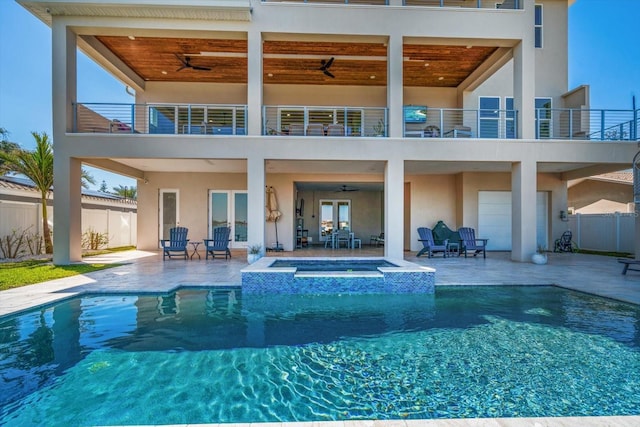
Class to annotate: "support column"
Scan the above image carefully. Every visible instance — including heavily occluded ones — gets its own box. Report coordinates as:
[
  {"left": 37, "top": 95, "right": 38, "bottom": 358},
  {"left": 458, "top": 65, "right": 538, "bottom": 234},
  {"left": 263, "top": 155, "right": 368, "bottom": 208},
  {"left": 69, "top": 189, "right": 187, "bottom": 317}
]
[
  {"left": 52, "top": 19, "right": 80, "bottom": 265},
  {"left": 53, "top": 156, "right": 82, "bottom": 264},
  {"left": 247, "top": 155, "right": 266, "bottom": 254},
  {"left": 384, "top": 158, "right": 404, "bottom": 259},
  {"left": 513, "top": 1, "right": 535, "bottom": 140},
  {"left": 247, "top": 30, "right": 263, "bottom": 136},
  {"left": 387, "top": 33, "right": 403, "bottom": 138},
  {"left": 511, "top": 160, "right": 537, "bottom": 262}
]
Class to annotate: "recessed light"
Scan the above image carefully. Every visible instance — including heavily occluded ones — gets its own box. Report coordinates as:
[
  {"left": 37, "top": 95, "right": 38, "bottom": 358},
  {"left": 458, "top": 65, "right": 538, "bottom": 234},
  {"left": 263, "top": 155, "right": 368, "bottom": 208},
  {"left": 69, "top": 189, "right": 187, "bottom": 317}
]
[
  {"left": 161, "top": 70, "right": 168, "bottom": 75},
  {"left": 370, "top": 75, "right": 376, "bottom": 79},
  {"left": 438, "top": 76, "right": 444, "bottom": 81},
  {"left": 424, "top": 63, "right": 430, "bottom": 67},
  {"left": 466, "top": 45, "right": 473, "bottom": 49},
  {"left": 267, "top": 73, "right": 273, "bottom": 77},
  {"left": 128, "top": 35, "right": 136, "bottom": 40}
]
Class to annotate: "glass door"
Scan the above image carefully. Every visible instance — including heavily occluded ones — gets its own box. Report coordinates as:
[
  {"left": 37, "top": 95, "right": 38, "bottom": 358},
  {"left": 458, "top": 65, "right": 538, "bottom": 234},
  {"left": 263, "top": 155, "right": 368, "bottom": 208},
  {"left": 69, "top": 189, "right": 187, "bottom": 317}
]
[
  {"left": 159, "top": 189, "right": 179, "bottom": 242},
  {"left": 209, "top": 190, "right": 248, "bottom": 248},
  {"left": 319, "top": 199, "right": 351, "bottom": 242}
]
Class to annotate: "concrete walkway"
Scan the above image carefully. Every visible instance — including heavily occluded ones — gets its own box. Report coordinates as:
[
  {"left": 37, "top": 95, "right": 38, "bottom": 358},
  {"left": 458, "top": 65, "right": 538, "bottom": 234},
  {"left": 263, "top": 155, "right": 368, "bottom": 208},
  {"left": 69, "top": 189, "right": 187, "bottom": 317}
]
[{"left": 1, "top": 248, "right": 640, "bottom": 427}]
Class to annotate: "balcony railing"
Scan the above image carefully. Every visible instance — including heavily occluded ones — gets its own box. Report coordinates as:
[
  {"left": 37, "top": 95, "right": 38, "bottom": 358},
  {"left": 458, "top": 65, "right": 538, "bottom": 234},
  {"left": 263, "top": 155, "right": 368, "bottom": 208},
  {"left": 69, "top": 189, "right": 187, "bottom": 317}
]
[
  {"left": 73, "top": 103, "right": 248, "bottom": 135},
  {"left": 403, "top": 108, "right": 518, "bottom": 139},
  {"left": 263, "top": 105, "right": 388, "bottom": 137},
  {"left": 261, "top": 0, "right": 521, "bottom": 9},
  {"left": 536, "top": 109, "right": 640, "bottom": 141}
]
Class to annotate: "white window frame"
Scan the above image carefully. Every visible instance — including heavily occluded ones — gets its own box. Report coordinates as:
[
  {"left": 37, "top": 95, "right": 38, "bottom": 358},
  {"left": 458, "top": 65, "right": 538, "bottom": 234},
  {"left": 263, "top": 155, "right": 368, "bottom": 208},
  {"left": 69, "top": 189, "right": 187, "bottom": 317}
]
[
  {"left": 535, "top": 97, "right": 553, "bottom": 139},
  {"left": 534, "top": 4, "right": 543, "bottom": 48},
  {"left": 159, "top": 188, "right": 180, "bottom": 245}
]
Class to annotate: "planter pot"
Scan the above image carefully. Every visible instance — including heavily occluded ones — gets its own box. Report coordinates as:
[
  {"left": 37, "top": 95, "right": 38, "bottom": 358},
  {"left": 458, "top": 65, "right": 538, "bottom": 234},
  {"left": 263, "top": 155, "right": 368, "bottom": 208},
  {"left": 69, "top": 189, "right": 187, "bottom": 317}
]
[
  {"left": 247, "top": 253, "right": 261, "bottom": 264},
  {"left": 531, "top": 253, "right": 548, "bottom": 265}
]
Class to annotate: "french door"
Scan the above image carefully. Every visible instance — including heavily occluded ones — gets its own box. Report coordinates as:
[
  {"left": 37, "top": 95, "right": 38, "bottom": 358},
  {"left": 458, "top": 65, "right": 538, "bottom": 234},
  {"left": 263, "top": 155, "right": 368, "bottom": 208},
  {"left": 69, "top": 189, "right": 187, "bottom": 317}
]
[
  {"left": 159, "top": 189, "right": 179, "bottom": 242},
  {"left": 319, "top": 199, "right": 351, "bottom": 242},
  {"left": 209, "top": 190, "right": 248, "bottom": 248}
]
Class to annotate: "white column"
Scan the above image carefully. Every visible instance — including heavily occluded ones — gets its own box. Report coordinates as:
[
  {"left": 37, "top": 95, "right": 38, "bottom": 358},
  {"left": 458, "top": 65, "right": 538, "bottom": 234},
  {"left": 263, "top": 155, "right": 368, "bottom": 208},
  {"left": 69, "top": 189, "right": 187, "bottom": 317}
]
[
  {"left": 52, "top": 19, "right": 81, "bottom": 265},
  {"left": 511, "top": 160, "right": 537, "bottom": 262},
  {"left": 384, "top": 158, "right": 404, "bottom": 259},
  {"left": 247, "top": 155, "right": 265, "bottom": 253},
  {"left": 387, "top": 33, "right": 403, "bottom": 138},
  {"left": 247, "top": 30, "right": 263, "bottom": 136},
  {"left": 513, "top": 1, "right": 536, "bottom": 139}
]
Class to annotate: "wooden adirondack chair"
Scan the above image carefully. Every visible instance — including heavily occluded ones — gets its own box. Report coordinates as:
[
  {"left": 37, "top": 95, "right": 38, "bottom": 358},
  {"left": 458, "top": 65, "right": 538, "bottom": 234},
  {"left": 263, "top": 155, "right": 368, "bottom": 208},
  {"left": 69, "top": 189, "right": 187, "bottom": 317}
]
[
  {"left": 160, "top": 226, "right": 189, "bottom": 260},
  {"left": 204, "top": 226, "right": 232, "bottom": 260},
  {"left": 458, "top": 227, "right": 488, "bottom": 258},
  {"left": 417, "top": 227, "right": 448, "bottom": 258}
]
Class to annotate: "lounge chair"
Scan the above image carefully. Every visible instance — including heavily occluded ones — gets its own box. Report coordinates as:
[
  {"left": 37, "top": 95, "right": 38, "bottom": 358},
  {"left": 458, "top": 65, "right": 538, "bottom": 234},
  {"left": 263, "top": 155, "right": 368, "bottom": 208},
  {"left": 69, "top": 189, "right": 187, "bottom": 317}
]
[
  {"left": 327, "top": 124, "right": 345, "bottom": 136},
  {"left": 553, "top": 230, "right": 577, "bottom": 252},
  {"left": 417, "top": 227, "right": 448, "bottom": 258},
  {"left": 618, "top": 259, "right": 640, "bottom": 275},
  {"left": 160, "top": 226, "right": 189, "bottom": 260},
  {"left": 458, "top": 227, "right": 488, "bottom": 258},
  {"left": 289, "top": 123, "right": 304, "bottom": 136},
  {"left": 204, "top": 226, "right": 232, "bottom": 260}
]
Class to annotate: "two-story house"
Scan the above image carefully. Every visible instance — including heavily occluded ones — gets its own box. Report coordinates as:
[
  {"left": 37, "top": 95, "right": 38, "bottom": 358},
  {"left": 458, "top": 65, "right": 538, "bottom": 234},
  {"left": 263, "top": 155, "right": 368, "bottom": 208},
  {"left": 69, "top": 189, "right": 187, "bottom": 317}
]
[{"left": 17, "top": 0, "right": 638, "bottom": 264}]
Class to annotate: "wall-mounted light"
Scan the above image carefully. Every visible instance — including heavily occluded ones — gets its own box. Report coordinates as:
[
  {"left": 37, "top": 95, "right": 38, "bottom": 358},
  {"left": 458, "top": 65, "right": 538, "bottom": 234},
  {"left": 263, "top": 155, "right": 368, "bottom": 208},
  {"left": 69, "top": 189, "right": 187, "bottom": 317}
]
[{"left": 560, "top": 210, "right": 568, "bottom": 222}]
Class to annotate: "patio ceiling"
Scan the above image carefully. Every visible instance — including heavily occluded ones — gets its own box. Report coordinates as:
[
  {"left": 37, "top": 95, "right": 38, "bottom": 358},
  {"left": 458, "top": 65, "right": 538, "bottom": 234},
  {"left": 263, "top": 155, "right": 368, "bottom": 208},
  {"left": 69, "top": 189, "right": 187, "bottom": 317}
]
[{"left": 92, "top": 36, "right": 498, "bottom": 87}]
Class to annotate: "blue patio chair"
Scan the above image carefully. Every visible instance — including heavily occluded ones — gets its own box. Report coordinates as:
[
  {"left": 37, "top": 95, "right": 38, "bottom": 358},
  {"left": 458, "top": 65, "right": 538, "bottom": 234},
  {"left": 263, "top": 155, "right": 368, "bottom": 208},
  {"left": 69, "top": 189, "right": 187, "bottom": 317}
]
[
  {"left": 160, "top": 226, "right": 189, "bottom": 261},
  {"left": 458, "top": 227, "right": 488, "bottom": 258},
  {"left": 204, "top": 226, "right": 232, "bottom": 260},
  {"left": 417, "top": 227, "right": 448, "bottom": 258}
]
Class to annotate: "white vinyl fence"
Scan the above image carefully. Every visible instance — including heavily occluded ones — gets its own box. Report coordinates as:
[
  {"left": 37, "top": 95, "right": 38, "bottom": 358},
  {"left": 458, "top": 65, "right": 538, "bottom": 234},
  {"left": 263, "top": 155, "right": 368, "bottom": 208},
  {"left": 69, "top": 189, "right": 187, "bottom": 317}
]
[
  {"left": 567, "top": 213, "right": 636, "bottom": 254},
  {"left": 0, "top": 200, "right": 137, "bottom": 257}
]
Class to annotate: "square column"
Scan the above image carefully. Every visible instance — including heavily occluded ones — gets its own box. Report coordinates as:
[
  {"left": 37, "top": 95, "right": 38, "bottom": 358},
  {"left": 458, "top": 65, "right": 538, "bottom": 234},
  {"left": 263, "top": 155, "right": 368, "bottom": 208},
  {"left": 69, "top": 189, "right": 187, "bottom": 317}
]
[
  {"left": 384, "top": 158, "right": 404, "bottom": 259},
  {"left": 53, "top": 157, "right": 82, "bottom": 264},
  {"left": 387, "top": 34, "right": 403, "bottom": 138},
  {"left": 247, "top": 30, "right": 263, "bottom": 136},
  {"left": 247, "top": 155, "right": 266, "bottom": 253},
  {"left": 513, "top": 1, "right": 536, "bottom": 139},
  {"left": 511, "top": 160, "right": 537, "bottom": 262}
]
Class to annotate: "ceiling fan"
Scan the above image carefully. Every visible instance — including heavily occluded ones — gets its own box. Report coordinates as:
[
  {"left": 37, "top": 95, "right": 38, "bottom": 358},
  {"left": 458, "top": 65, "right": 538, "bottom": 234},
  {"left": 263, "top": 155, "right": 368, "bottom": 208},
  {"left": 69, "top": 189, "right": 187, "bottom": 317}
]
[
  {"left": 318, "top": 57, "right": 335, "bottom": 78},
  {"left": 335, "top": 184, "right": 359, "bottom": 192},
  {"left": 175, "top": 54, "right": 212, "bottom": 71}
]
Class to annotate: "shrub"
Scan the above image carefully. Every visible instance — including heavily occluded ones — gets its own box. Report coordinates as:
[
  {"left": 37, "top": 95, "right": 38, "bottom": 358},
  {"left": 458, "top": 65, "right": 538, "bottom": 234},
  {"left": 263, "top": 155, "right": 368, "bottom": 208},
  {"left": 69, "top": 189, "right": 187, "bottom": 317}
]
[{"left": 82, "top": 228, "right": 110, "bottom": 250}]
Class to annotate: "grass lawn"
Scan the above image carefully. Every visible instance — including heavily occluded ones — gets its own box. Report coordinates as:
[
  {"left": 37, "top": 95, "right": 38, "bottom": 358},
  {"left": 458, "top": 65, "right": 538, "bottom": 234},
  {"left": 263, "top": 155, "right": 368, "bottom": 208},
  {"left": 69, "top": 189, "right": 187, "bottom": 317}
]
[{"left": 0, "top": 247, "right": 134, "bottom": 291}]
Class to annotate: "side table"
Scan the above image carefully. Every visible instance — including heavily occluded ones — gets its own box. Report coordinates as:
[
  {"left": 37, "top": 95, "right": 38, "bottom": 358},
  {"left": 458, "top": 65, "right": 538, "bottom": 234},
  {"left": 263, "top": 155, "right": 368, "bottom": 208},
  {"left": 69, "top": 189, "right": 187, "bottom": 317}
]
[
  {"left": 189, "top": 242, "right": 201, "bottom": 260},
  {"left": 447, "top": 242, "right": 460, "bottom": 257}
]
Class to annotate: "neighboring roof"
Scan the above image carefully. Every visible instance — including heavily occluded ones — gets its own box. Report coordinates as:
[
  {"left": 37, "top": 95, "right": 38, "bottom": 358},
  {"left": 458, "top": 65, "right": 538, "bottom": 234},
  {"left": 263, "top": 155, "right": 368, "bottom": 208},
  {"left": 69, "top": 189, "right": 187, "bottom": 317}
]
[
  {"left": 568, "top": 171, "right": 633, "bottom": 188},
  {"left": 0, "top": 175, "right": 137, "bottom": 205}
]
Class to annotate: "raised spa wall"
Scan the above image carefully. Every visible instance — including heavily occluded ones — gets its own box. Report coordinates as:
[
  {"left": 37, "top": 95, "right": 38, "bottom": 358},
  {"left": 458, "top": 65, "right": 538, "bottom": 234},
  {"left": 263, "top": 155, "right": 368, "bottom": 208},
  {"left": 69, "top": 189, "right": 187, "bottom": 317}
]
[{"left": 241, "top": 257, "right": 435, "bottom": 294}]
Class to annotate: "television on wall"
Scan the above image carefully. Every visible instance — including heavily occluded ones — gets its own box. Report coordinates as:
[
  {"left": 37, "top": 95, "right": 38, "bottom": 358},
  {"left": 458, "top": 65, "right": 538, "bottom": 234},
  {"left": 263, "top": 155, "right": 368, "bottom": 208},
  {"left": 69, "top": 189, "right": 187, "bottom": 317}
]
[{"left": 404, "top": 106, "right": 427, "bottom": 123}]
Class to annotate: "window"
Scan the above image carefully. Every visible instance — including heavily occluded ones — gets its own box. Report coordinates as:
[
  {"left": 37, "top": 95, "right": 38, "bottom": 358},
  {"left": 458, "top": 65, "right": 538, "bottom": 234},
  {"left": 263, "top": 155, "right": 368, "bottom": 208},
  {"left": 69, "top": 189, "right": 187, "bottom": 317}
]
[
  {"left": 534, "top": 4, "right": 543, "bottom": 48},
  {"left": 505, "top": 97, "right": 516, "bottom": 139},
  {"left": 535, "top": 98, "right": 552, "bottom": 138}
]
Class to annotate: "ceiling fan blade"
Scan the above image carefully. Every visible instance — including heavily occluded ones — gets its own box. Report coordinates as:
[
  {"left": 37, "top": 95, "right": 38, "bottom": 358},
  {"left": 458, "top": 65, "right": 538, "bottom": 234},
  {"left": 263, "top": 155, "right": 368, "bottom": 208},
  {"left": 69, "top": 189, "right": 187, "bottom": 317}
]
[
  {"left": 324, "top": 70, "right": 335, "bottom": 78},
  {"left": 192, "top": 65, "right": 212, "bottom": 71},
  {"left": 325, "top": 57, "right": 335, "bottom": 69},
  {"left": 175, "top": 54, "right": 188, "bottom": 66},
  {"left": 176, "top": 65, "right": 187, "bottom": 72}
]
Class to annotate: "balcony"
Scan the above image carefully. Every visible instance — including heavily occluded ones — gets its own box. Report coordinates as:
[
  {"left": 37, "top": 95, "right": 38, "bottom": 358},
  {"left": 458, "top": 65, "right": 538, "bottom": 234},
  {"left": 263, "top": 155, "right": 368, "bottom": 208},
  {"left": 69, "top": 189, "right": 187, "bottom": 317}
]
[
  {"left": 262, "top": 105, "right": 388, "bottom": 137},
  {"left": 260, "top": 0, "right": 521, "bottom": 9},
  {"left": 72, "top": 103, "right": 639, "bottom": 142},
  {"left": 73, "top": 103, "right": 248, "bottom": 135}
]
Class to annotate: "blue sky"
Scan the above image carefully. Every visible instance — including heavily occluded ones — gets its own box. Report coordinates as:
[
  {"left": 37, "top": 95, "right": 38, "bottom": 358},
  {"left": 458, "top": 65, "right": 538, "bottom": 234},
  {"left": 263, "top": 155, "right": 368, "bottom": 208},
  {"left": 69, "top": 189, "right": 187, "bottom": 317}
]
[{"left": 1, "top": 0, "right": 639, "bottom": 190}]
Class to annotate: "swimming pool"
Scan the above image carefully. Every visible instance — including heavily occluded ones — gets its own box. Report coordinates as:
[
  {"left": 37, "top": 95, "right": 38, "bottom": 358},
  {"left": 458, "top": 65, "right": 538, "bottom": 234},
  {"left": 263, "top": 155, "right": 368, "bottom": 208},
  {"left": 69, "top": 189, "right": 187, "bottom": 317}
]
[
  {"left": 2, "top": 286, "right": 640, "bottom": 425},
  {"left": 270, "top": 259, "right": 399, "bottom": 271}
]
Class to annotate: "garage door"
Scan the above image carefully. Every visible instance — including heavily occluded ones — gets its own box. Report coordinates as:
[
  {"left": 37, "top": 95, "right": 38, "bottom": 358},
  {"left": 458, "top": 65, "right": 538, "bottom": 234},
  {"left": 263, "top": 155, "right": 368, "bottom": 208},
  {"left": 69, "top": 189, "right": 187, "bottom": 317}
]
[{"left": 478, "top": 191, "right": 548, "bottom": 251}]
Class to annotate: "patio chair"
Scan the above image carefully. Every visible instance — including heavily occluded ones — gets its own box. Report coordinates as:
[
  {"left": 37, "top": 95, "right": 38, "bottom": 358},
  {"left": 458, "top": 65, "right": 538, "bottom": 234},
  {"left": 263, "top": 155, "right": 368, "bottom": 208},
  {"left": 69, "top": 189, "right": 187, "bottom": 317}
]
[
  {"left": 204, "top": 226, "right": 232, "bottom": 260},
  {"left": 306, "top": 123, "right": 325, "bottom": 136},
  {"left": 370, "top": 232, "right": 384, "bottom": 247},
  {"left": 160, "top": 226, "right": 189, "bottom": 261},
  {"left": 458, "top": 227, "right": 488, "bottom": 258},
  {"left": 553, "top": 230, "right": 577, "bottom": 253},
  {"left": 327, "top": 124, "right": 345, "bottom": 136},
  {"left": 335, "top": 229, "right": 351, "bottom": 249},
  {"left": 289, "top": 123, "right": 304, "bottom": 136},
  {"left": 417, "top": 227, "right": 448, "bottom": 258}
]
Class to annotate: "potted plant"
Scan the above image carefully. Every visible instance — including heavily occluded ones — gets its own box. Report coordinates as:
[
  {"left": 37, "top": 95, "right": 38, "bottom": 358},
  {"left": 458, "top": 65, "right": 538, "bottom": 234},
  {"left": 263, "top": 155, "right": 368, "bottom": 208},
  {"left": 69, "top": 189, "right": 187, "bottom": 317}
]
[
  {"left": 373, "top": 119, "right": 385, "bottom": 137},
  {"left": 247, "top": 244, "right": 262, "bottom": 264},
  {"left": 531, "top": 245, "right": 548, "bottom": 265}
]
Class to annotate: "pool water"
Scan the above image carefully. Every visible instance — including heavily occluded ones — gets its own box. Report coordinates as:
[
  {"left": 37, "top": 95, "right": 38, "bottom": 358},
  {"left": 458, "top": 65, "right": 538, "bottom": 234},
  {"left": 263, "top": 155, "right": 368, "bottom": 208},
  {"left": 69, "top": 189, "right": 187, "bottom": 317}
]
[
  {"left": 270, "top": 259, "right": 398, "bottom": 271},
  {"left": 2, "top": 286, "right": 640, "bottom": 425}
]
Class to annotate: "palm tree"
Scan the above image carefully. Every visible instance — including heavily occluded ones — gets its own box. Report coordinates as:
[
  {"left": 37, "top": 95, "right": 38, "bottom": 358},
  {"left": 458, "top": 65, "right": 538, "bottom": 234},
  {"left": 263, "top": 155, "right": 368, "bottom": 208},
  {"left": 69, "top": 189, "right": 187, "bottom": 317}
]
[
  {"left": 0, "top": 132, "right": 54, "bottom": 253},
  {"left": 112, "top": 184, "right": 137, "bottom": 200}
]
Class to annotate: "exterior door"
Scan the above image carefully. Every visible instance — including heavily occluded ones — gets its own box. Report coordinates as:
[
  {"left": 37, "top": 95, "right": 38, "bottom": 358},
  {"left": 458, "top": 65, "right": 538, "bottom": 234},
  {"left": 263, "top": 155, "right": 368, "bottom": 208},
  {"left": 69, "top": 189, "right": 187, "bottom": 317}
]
[
  {"left": 159, "top": 189, "right": 179, "bottom": 242},
  {"left": 209, "top": 190, "right": 248, "bottom": 248},
  {"left": 319, "top": 199, "right": 351, "bottom": 242}
]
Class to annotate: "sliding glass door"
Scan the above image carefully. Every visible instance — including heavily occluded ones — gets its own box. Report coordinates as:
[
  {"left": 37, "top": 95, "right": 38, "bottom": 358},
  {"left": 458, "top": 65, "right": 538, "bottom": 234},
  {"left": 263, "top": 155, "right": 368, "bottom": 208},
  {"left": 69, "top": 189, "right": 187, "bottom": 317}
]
[
  {"left": 209, "top": 190, "right": 248, "bottom": 248},
  {"left": 319, "top": 199, "right": 351, "bottom": 242}
]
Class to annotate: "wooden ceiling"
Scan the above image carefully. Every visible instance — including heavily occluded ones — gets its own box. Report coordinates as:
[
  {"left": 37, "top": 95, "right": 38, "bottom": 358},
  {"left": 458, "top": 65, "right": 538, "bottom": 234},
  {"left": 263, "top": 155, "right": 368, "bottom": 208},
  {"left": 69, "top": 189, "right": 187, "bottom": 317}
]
[{"left": 96, "top": 36, "right": 498, "bottom": 87}]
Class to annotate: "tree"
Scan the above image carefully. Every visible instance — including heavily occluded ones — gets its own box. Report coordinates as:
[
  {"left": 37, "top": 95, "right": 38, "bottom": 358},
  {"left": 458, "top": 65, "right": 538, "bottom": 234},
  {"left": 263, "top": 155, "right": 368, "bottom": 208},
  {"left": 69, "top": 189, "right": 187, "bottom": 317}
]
[
  {"left": 0, "top": 127, "right": 20, "bottom": 175},
  {"left": 0, "top": 132, "right": 54, "bottom": 253},
  {"left": 99, "top": 180, "right": 108, "bottom": 192},
  {"left": 112, "top": 184, "right": 137, "bottom": 200}
]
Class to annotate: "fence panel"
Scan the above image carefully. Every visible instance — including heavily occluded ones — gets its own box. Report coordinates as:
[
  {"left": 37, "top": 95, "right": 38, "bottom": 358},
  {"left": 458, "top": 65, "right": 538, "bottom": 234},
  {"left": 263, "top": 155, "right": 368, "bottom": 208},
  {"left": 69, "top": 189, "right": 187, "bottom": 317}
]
[
  {"left": 0, "top": 202, "right": 40, "bottom": 237},
  {"left": 568, "top": 213, "right": 636, "bottom": 254}
]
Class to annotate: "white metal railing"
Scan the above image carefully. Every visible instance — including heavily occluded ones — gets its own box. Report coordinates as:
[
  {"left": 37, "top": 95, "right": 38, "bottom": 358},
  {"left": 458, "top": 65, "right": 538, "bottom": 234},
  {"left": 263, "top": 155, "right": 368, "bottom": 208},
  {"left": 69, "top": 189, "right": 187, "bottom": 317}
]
[
  {"left": 537, "top": 108, "right": 640, "bottom": 141},
  {"left": 73, "top": 103, "right": 248, "bottom": 135},
  {"left": 263, "top": 105, "right": 388, "bottom": 137},
  {"left": 261, "top": 0, "right": 521, "bottom": 8},
  {"left": 403, "top": 108, "right": 518, "bottom": 139}
]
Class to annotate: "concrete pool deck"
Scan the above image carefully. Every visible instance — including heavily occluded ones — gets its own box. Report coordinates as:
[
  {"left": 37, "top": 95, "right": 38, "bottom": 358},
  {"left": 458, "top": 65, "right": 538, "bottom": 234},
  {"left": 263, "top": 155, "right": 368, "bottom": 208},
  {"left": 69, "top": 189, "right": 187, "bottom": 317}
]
[{"left": 1, "top": 248, "right": 640, "bottom": 426}]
